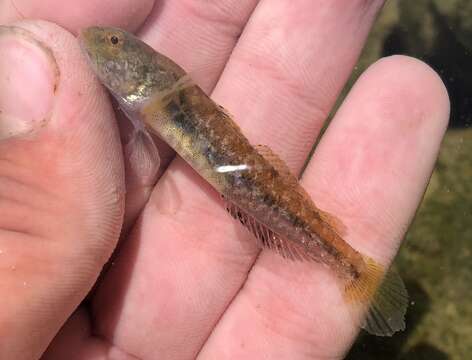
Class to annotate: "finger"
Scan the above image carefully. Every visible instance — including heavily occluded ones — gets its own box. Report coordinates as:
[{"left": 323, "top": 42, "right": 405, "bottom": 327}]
[
  {"left": 138, "top": 0, "right": 259, "bottom": 91},
  {"left": 42, "top": 307, "right": 139, "bottom": 360},
  {"left": 212, "top": 0, "right": 384, "bottom": 165},
  {"left": 91, "top": 1, "right": 386, "bottom": 359},
  {"left": 0, "top": 21, "right": 124, "bottom": 359},
  {"left": 0, "top": 0, "right": 165, "bottom": 232},
  {"left": 200, "top": 56, "right": 449, "bottom": 359},
  {"left": 120, "top": 0, "right": 260, "bottom": 226},
  {"left": 0, "top": 0, "right": 154, "bottom": 34}
]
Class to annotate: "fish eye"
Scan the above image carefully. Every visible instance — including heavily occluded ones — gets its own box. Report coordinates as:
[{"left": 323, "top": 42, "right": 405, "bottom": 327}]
[{"left": 110, "top": 35, "right": 119, "bottom": 45}]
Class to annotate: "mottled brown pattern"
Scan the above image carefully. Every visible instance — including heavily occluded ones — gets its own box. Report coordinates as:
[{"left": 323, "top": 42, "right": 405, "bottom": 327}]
[
  {"left": 142, "top": 80, "right": 365, "bottom": 280},
  {"left": 80, "top": 25, "right": 366, "bottom": 279},
  {"left": 79, "top": 26, "right": 409, "bottom": 337}
]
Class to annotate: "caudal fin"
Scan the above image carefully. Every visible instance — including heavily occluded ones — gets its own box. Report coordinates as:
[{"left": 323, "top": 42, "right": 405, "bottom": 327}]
[{"left": 344, "top": 257, "right": 408, "bottom": 336}]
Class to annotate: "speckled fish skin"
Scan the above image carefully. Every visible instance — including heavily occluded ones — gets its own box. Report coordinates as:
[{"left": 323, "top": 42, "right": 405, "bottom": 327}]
[
  {"left": 79, "top": 27, "right": 408, "bottom": 337},
  {"left": 79, "top": 26, "right": 364, "bottom": 278}
]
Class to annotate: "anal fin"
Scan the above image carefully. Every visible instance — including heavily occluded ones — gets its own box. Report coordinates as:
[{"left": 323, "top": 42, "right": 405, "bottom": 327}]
[{"left": 224, "top": 200, "right": 314, "bottom": 262}]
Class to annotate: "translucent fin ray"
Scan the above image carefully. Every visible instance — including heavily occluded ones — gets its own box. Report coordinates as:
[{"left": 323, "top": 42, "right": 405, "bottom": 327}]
[
  {"left": 344, "top": 256, "right": 408, "bottom": 336},
  {"left": 317, "top": 209, "right": 348, "bottom": 237},
  {"left": 255, "top": 144, "right": 347, "bottom": 236},
  {"left": 255, "top": 145, "right": 299, "bottom": 183},
  {"left": 224, "top": 200, "right": 315, "bottom": 262},
  {"left": 124, "top": 128, "right": 160, "bottom": 184}
]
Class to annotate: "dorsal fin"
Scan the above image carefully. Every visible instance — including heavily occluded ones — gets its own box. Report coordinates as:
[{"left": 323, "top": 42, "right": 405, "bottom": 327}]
[
  {"left": 217, "top": 104, "right": 233, "bottom": 120},
  {"left": 215, "top": 104, "right": 245, "bottom": 134},
  {"left": 255, "top": 144, "right": 347, "bottom": 236},
  {"left": 317, "top": 208, "right": 348, "bottom": 237},
  {"left": 224, "top": 200, "right": 315, "bottom": 262},
  {"left": 255, "top": 145, "right": 299, "bottom": 185}
]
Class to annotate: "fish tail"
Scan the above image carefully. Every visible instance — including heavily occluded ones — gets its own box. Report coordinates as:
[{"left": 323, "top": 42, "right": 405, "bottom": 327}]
[{"left": 343, "top": 256, "right": 408, "bottom": 336}]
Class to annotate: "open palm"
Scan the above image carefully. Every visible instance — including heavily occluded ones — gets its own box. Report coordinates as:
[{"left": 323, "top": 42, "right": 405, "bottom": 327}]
[{"left": 0, "top": 1, "right": 449, "bottom": 359}]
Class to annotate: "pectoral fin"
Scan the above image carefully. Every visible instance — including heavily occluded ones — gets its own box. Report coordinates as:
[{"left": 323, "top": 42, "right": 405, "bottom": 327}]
[{"left": 124, "top": 128, "right": 160, "bottom": 185}]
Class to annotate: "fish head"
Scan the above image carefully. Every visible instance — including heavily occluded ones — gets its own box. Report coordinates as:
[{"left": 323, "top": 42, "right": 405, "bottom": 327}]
[{"left": 78, "top": 26, "right": 185, "bottom": 113}]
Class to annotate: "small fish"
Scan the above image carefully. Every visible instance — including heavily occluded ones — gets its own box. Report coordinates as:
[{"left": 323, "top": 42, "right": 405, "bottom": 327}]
[{"left": 79, "top": 27, "right": 408, "bottom": 336}]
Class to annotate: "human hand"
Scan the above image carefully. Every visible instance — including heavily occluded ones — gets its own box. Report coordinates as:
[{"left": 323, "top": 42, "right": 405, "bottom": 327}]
[{"left": 0, "top": 1, "right": 449, "bottom": 359}]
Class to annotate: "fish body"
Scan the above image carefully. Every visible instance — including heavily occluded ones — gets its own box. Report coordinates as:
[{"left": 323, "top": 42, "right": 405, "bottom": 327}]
[
  {"left": 79, "top": 27, "right": 408, "bottom": 336},
  {"left": 143, "top": 78, "right": 365, "bottom": 277}
]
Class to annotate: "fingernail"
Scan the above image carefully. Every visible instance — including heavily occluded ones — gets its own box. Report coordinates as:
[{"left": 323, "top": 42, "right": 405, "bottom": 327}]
[{"left": 0, "top": 26, "right": 59, "bottom": 141}]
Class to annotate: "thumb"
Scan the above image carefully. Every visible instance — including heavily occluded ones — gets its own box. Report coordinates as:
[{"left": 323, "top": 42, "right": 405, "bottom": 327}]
[{"left": 0, "top": 21, "right": 124, "bottom": 359}]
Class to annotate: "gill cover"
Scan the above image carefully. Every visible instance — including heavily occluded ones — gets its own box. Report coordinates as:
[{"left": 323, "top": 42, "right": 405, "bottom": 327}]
[{"left": 79, "top": 26, "right": 186, "bottom": 113}]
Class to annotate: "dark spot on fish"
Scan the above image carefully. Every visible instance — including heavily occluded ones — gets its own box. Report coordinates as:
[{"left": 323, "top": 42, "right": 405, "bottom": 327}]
[
  {"left": 179, "top": 91, "right": 186, "bottom": 105},
  {"left": 262, "top": 193, "right": 273, "bottom": 206},
  {"left": 173, "top": 112, "right": 194, "bottom": 134}
]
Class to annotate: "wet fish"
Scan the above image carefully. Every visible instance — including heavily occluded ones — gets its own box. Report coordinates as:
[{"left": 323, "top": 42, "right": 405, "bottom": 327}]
[{"left": 78, "top": 27, "right": 408, "bottom": 336}]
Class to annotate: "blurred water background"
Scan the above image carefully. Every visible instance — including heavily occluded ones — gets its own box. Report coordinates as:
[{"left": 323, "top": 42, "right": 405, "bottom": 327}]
[{"left": 340, "top": 1, "right": 472, "bottom": 359}]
